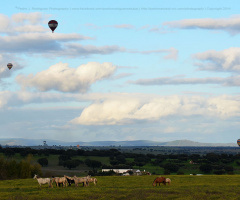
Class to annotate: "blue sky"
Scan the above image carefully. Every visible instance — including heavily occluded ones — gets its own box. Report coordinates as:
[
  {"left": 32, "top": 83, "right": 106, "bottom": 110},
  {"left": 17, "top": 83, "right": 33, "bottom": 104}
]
[{"left": 0, "top": 0, "right": 240, "bottom": 144}]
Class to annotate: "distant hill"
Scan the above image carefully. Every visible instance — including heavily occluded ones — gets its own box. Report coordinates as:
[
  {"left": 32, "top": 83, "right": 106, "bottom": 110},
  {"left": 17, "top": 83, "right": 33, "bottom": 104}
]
[{"left": 0, "top": 138, "right": 237, "bottom": 147}]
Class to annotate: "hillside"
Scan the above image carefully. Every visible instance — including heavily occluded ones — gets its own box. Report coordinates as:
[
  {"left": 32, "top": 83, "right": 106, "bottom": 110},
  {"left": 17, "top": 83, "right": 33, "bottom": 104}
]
[{"left": 0, "top": 138, "right": 237, "bottom": 147}]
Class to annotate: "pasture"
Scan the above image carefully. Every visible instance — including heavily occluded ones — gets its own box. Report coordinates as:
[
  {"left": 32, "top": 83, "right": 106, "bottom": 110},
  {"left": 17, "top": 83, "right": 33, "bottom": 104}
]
[{"left": 1, "top": 175, "right": 240, "bottom": 199}]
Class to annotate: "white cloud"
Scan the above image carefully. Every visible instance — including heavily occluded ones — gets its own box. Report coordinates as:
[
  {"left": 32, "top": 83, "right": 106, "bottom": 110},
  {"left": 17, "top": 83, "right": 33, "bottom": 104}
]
[
  {"left": 0, "top": 91, "right": 133, "bottom": 109},
  {"left": 0, "top": 13, "right": 177, "bottom": 59},
  {"left": 0, "top": 12, "right": 48, "bottom": 33},
  {"left": 11, "top": 12, "right": 44, "bottom": 24},
  {"left": 0, "top": 90, "right": 88, "bottom": 109},
  {"left": 13, "top": 25, "right": 47, "bottom": 33},
  {"left": 130, "top": 48, "right": 178, "bottom": 60},
  {"left": 193, "top": 47, "right": 240, "bottom": 72},
  {"left": 85, "top": 23, "right": 101, "bottom": 30},
  {"left": 85, "top": 23, "right": 173, "bottom": 34},
  {"left": 71, "top": 95, "right": 240, "bottom": 125},
  {"left": 130, "top": 75, "right": 240, "bottom": 86},
  {"left": 112, "top": 24, "right": 135, "bottom": 29},
  {"left": 16, "top": 62, "right": 117, "bottom": 92},
  {"left": 0, "top": 14, "right": 10, "bottom": 32},
  {"left": 0, "top": 33, "right": 92, "bottom": 53},
  {"left": 0, "top": 13, "right": 123, "bottom": 58},
  {"left": 85, "top": 23, "right": 135, "bottom": 30},
  {"left": 0, "top": 54, "right": 12, "bottom": 79},
  {"left": 1, "top": 91, "right": 239, "bottom": 143},
  {"left": 163, "top": 126, "right": 177, "bottom": 133},
  {"left": 57, "top": 43, "right": 125, "bottom": 57},
  {"left": 207, "top": 97, "right": 240, "bottom": 118},
  {"left": 0, "top": 91, "right": 12, "bottom": 108},
  {"left": 164, "top": 15, "right": 240, "bottom": 35},
  {"left": 0, "top": 31, "right": 125, "bottom": 58},
  {"left": 0, "top": 53, "right": 24, "bottom": 80}
]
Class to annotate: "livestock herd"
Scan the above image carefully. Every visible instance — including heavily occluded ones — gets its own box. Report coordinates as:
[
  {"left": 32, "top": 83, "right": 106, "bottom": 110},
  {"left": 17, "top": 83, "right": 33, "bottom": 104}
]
[
  {"left": 33, "top": 174, "right": 97, "bottom": 188},
  {"left": 33, "top": 174, "right": 171, "bottom": 188}
]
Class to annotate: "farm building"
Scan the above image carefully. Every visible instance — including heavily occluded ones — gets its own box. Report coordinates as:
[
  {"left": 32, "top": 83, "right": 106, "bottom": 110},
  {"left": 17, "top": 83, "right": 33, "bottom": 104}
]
[
  {"left": 135, "top": 169, "right": 142, "bottom": 176},
  {"left": 102, "top": 169, "right": 132, "bottom": 174}
]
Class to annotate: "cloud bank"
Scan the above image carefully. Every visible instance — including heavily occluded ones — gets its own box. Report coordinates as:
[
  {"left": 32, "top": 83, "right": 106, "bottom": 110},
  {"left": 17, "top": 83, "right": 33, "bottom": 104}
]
[
  {"left": 0, "top": 12, "right": 47, "bottom": 33},
  {"left": 193, "top": 47, "right": 240, "bottom": 72},
  {"left": 0, "top": 53, "right": 24, "bottom": 80},
  {"left": 130, "top": 76, "right": 240, "bottom": 86},
  {"left": 0, "top": 13, "right": 125, "bottom": 58},
  {"left": 71, "top": 95, "right": 240, "bottom": 125},
  {"left": 16, "top": 62, "right": 117, "bottom": 92},
  {"left": 164, "top": 15, "right": 240, "bottom": 35},
  {"left": 129, "top": 48, "right": 178, "bottom": 60}
]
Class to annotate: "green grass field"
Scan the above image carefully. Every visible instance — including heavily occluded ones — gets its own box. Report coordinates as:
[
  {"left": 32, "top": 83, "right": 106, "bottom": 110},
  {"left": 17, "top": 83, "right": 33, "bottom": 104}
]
[{"left": 1, "top": 175, "right": 240, "bottom": 200}]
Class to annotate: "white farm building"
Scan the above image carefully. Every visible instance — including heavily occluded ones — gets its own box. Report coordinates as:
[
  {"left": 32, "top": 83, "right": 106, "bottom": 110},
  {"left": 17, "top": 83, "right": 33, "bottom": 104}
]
[{"left": 102, "top": 169, "right": 132, "bottom": 174}]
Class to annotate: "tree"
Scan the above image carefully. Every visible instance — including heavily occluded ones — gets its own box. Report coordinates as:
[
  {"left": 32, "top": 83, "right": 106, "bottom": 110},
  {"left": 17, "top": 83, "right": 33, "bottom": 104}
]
[
  {"left": 189, "top": 154, "right": 201, "bottom": 162},
  {"left": 19, "top": 161, "right": 32, "bottom": 179},
  {"left": 0, "top": 156, "right": 40, "bottom": 180},
  {"left": 152, "top": 159, "right": 164, "bottom": 166},
  {"left": 38, "top": 158, "right": 48, "bottom": 167},
  {"left": 110, "top": 160, "right": 118, "bottom": 165},
  {"left": 163, "top": 169, "right": 171, "bottom": 175},
  {"left": 58, "top": 155, "right": 71, "bottom": 166},
  {"left": 163, "top": 163, "right": 179, "bottom": 173},
  {"left": 224, "top": 165, "right": 233, "bottom": 173},
  {"left": 65, "top": 149, "right": 77, "bottom": 156},
  {"left": 116, "top": 155, "right": 126, "bottom": 164},
  {"left": 4, "top": 148, "right": 15, "bottom": 157},
  {"left": 85, "top": 159, "right": 102, "bottom": 171},
  {"left": 63, "top": 160, "right": 80, "bottom": 170},
  {"left": 205, "top": 153, "right": 219, "bottom": 163},
  {"left": 20, "top": 151, "right": 30, "bottom": 157},
  {"left": 213, "top": 169, "right": 225, "bottom": 175},
  {"left": 199, "top": 164, "right": 212, "bottom": 173}
]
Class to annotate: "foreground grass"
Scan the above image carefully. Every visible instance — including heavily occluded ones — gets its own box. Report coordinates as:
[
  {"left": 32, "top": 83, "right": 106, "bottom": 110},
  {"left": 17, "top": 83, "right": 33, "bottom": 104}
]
[{"left": 1, "top": 175, "right": 240, "bottom": 200}]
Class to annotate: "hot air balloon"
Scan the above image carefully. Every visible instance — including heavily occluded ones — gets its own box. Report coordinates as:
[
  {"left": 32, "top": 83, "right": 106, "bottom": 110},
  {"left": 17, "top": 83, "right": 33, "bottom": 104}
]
[
  {"left": 7, "top": 63, "right": 13, "bottom": 70},
  {"left": 48, "top": 20, "right": 58, "bottom": 33},
  {"left": 237, "top": 139, "right": 240, "bottom": 146}
]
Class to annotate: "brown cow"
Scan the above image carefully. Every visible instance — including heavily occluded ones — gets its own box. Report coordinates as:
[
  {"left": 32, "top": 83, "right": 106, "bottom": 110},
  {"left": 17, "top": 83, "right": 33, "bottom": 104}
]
[{"left": 152, "top": 176, "right": 166, "bottom": 186}]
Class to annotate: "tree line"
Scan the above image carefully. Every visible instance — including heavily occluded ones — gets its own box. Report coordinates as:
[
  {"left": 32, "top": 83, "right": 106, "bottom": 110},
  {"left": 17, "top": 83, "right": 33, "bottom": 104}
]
[
  {"left": 1, "top": 145, "right": 240, "bottom": 176},
  {"left": 0, "top": 155, "right": 41, "bottom": 180}
]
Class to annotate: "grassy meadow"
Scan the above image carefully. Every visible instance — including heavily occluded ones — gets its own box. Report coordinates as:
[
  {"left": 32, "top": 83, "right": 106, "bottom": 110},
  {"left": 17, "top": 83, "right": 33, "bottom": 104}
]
[{"left": 1, "top": 175, "right": 240, "bottom": 200}]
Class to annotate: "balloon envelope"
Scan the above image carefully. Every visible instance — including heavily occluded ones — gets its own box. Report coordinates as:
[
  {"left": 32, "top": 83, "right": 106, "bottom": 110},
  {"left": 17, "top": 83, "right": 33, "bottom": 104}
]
[
  {"left": 7, "top": 63, "right": 13, "bottom": 70},
  {"left": 237, "top": 139, "right": 240, "bottom": 146},
  {"left": 48, "top": 20, "right": 58, "bottom": 33}
]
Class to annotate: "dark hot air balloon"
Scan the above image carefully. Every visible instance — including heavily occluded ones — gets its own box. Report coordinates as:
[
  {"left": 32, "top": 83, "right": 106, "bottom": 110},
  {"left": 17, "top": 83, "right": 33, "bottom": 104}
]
[
  {"left": 7, "top": 63, "right": 13, "bottom": 70},
  {"left": 48, "top": 20, "right": 58, "bottom": 33},
  {"left": 237, "top": 139, "right": 240, "bottom": 146}
]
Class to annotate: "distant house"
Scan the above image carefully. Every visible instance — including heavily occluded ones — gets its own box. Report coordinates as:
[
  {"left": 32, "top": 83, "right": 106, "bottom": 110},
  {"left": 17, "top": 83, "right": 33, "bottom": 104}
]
[{"left": 189, "top": 160, "right": 198, "bottom": 164}]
